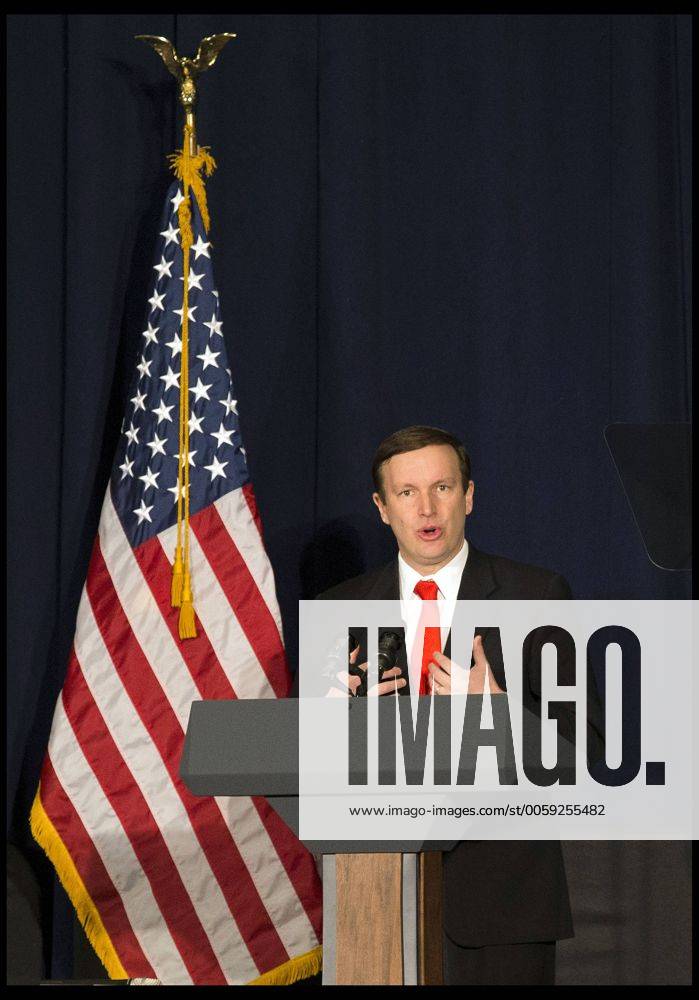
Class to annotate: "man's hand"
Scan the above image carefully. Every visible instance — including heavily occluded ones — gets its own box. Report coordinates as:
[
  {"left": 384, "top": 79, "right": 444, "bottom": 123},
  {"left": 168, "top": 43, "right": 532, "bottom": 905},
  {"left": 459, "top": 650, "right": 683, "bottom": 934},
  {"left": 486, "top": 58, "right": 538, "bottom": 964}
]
[
  {"left": 467, "top": 635, "right": 504, "bottom": 694},
  {"left": 427, "top": 635, "right": 504, "bottom": 695},
  {"left": 426, "top": 651, "right": 453, "bottom": 694},
  {"left": 327, "top": 644, "right": 406, "bottom": 697}
]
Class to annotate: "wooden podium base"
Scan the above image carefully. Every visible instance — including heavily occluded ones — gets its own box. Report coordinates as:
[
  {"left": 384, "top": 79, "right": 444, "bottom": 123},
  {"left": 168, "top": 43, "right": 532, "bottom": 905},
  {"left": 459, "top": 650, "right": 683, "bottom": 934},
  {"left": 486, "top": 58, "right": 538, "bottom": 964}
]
[{"left": 322, "top": 852, "right": 443, "bottom": 985}]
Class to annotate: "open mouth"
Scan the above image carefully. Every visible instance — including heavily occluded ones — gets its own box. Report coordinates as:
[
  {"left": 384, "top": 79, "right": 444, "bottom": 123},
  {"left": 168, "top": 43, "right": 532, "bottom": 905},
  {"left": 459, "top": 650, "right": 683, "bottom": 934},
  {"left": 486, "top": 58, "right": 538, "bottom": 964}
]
[{"left": 417, "top": 526, "right": 442, "bottom": 541}]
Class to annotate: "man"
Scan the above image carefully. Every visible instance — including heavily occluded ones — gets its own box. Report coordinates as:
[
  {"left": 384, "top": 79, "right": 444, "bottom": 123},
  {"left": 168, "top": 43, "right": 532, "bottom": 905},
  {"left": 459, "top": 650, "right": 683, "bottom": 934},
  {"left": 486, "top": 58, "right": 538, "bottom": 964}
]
[{"left": 317, "top": 425, "right": 602, "bottom": 986}]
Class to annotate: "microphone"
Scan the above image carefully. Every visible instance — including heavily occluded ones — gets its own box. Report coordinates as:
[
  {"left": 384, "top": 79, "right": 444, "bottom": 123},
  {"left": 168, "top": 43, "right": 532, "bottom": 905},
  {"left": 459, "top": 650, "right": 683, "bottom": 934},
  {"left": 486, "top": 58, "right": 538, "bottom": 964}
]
[
  {"left": 354, "top": 631, "right": 403, "bottom": 696},
  {"left": 324, "top": 631, "right": 403, "bottom": 696},
  {"left": 377, "top": 631, "right": 403, "bottom": 680}
]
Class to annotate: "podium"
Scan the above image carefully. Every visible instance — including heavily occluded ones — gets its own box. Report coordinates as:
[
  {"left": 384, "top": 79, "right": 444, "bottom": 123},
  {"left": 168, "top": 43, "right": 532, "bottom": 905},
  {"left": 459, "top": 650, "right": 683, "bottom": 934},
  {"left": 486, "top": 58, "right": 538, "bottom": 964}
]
[{"left": 180, "top": 700, "right": 456, "bottom": 984}]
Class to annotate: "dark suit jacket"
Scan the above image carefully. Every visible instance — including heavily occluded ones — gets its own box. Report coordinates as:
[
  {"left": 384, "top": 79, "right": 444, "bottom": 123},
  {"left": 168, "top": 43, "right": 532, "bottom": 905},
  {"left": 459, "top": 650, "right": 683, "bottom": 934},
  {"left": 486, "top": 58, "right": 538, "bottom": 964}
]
[{"left": 317, "top": 544, "right": 603, "bottom": 948}]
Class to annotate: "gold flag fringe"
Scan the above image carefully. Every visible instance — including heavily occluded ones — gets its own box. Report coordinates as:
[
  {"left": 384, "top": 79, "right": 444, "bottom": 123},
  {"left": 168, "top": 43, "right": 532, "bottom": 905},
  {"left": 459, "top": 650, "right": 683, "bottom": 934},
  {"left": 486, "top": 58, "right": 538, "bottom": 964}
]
[
  {"left": 248, "top": 945, "right": 323, "bottom": 986},
  {"left": 30, "top": 786, "right": 129, "bottom": 981},
  {"left": 166, "top": 127, "right": 217, "bottom": 639},
  {"left": 31, "top": 782, "right": 322, "bottom": 985}
]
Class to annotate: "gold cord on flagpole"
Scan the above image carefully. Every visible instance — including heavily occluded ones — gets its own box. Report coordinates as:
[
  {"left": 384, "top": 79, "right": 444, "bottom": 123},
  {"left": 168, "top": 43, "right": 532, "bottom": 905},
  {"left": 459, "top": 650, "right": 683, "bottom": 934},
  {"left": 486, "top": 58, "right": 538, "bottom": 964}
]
[
  {"left": 137, "top": 32, "right": 233, "bottom": 639},
  {"left": 168, "top": 134, "right": 217, "bottom": 639},
  {"left": 178, "top": 165, "right": 195, "bottom": 638},
  {"left": 135, "top": 32, "right": 236, "bottom": 639}
]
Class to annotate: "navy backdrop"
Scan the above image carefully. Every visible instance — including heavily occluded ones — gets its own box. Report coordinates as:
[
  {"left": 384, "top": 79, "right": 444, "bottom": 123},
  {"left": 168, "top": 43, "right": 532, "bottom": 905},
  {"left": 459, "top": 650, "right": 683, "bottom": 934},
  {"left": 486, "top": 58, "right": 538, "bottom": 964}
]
[{"left": 7, "top": 14, "right": 691, "bottom": 983}]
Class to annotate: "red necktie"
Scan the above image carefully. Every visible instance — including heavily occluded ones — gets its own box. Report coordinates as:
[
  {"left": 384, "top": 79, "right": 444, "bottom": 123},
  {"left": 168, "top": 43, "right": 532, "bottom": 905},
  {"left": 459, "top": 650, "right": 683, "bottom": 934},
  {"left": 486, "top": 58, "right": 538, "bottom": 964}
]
[{"left": 413, "top": 579, "right": 440, "bottom": 695}]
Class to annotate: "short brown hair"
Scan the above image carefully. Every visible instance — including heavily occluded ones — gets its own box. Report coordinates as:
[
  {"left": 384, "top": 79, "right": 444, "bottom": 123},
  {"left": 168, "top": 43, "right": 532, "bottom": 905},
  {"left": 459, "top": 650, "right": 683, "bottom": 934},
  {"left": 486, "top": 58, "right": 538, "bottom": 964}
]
[{"left": 372, "top": 426, "right": 472, "bottom": 499}]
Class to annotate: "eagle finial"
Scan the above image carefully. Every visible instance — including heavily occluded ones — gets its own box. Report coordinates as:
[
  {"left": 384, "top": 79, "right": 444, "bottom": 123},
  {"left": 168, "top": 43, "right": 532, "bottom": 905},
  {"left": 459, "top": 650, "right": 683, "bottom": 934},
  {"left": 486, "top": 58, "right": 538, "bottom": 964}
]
[
  {"left": 136, "top": 33, "right": 237, "bottom": 152},
  {"left": 136, "top": 33, "right": 236, "bottom": 81}
]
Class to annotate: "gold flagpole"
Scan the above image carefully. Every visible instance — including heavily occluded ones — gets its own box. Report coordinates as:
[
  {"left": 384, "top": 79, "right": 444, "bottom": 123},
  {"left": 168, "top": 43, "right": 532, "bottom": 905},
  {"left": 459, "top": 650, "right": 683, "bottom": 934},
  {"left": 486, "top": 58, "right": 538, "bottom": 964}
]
[{"left": 136, "top": 32, "right": 236, "bottom": 639}]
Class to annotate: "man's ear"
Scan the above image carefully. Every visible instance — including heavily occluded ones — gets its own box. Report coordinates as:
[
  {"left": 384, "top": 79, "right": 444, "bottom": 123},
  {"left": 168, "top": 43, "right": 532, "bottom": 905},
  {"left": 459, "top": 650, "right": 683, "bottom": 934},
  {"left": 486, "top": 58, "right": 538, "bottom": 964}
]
[
  {"left": 465, "top": 480, "right": 475, "bottom": 516},
  {"left": 372, "top": 491, "right": 390, "bottom": 525}
]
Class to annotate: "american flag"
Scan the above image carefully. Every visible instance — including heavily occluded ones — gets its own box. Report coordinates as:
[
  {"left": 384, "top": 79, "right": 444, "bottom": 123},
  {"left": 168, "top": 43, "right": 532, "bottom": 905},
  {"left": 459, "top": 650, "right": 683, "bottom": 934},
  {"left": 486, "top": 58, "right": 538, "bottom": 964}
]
[{"left": 31, "top": 180, "right": 322, "bottom": 984}]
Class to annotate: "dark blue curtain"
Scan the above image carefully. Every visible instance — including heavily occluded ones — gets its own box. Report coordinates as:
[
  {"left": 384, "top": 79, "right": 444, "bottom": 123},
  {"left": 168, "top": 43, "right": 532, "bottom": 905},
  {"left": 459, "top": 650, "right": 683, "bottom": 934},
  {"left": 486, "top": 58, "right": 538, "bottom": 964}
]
[{"left": 7, "top": 14, "right": 691, "bottom": 982}]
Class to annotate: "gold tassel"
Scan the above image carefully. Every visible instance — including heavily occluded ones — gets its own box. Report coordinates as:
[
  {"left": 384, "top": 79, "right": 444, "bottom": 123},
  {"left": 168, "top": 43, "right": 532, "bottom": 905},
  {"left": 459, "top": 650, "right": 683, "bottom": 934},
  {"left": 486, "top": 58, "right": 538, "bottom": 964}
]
[
  {"left": 171, "top": 547, "right": 184, "bottom": 607},
  {"left": 178, "top": 572, "right": 197, "bottom": 639}
]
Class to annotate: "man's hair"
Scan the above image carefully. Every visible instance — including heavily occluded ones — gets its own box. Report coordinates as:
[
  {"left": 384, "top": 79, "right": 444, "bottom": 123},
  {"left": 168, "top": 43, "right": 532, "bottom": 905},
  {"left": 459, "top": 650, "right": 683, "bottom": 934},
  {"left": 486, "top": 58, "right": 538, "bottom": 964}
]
[{"left": 372, "top": 425, "right": 472, "bottom": 499}]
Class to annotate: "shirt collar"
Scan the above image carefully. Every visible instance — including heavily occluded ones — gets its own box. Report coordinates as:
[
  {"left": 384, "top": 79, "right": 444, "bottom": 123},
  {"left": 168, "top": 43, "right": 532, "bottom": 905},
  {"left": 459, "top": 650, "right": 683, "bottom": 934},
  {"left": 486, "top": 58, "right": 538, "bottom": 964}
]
[{"left": 398, "top": 537, "right": 469, "bottom": 601}]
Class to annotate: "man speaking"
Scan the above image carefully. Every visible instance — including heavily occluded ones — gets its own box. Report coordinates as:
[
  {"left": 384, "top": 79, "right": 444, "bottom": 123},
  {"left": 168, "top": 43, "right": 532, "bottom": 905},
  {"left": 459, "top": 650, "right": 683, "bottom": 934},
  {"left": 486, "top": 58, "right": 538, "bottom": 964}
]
[{"left": 317, "top": 425, "right": 585, "bottom": 986}]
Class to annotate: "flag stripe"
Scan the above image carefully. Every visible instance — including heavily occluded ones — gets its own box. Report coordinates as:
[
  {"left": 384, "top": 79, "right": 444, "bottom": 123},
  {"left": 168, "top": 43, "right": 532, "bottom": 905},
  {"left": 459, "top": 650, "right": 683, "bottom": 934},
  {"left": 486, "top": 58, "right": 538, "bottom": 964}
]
[
  {"left": 47, "top": 698, "right": 191, "bottom": 984},
  {"left": 99, "top": 491, "right": 207, "bottom": 724},
  {"left": 98, "top": 494, "right": 300, "bottom": 971},
  {"left": 133, "top": 530, "right": 237, "bottom": 700},
  {"left": 133, "top": 522, "right": 320, "bottom": 955},
  {"left": 252, "top": 797, "right": 324, "bottom": 942},
  {"left": 217, "top": 486, "right": 285, "bottom": 641},
  {"left": 88, "top": 538, "right": 291, "bottom": 974},
  {"left": 191, "top": 504, "right": 289, "bottom": 697},
  {"left": 212, "top": 794, "right": 320, "bottom": 957},
  {"left": 39, "top": 757, "right": 156, "bottom": 978},
  {"left": 241, "top": 482, "right": 265, "bottom": 539},
  {"left": 61, "top": 651, "right": 227, "bottom": 985},
  {"left": 76, "top": 585, "right": 257, "bottom": 983},
  {"left": 158, "top": 515, "right": 267, "bottom": 699}
]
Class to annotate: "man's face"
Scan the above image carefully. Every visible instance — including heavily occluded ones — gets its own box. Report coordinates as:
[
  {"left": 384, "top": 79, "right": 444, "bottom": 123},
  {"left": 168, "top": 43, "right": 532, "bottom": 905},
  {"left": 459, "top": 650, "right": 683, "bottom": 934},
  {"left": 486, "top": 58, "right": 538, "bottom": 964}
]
[{"left": 372, "top": 444, "right": 474, "bottom": 575}]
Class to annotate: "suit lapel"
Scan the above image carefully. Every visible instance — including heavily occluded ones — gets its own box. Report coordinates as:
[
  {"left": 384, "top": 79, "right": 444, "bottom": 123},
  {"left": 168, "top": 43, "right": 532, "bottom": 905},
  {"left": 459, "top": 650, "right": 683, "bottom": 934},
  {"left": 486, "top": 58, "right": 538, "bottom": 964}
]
[
  {"left": 365, "top": 561, "right": 400, "bottom": 600},
  {"left": 449, "top": 546, "right": 509, "bottom": 688},
  {"left": 455, "top": 544, "right": 498, "bottom": 601},
  {"left": 441, "top": 546, "right": 495, "bottom": 661}
]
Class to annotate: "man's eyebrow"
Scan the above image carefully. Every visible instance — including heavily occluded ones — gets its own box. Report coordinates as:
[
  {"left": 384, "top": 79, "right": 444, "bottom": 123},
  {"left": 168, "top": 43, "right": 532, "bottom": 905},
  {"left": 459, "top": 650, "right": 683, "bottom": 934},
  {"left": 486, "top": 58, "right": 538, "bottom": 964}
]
[{"left": 393, "top": 476, "right": 457, "bottom": 491}]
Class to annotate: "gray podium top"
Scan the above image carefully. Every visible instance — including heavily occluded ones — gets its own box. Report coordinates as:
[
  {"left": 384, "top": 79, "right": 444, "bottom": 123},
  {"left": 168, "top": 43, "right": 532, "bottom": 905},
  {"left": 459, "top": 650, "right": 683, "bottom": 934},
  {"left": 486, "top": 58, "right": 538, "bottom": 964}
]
[{"left": 180, "top": 699, "right": 457, "bottom": 854}]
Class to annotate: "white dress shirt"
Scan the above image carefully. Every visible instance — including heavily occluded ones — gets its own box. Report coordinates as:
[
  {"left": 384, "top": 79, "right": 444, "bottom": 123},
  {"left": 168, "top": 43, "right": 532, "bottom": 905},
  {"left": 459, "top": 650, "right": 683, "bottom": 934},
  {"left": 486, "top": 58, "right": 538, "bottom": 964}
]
[{"left": 398, "top": 538, "right": 469, "bottom": 692}]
